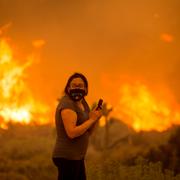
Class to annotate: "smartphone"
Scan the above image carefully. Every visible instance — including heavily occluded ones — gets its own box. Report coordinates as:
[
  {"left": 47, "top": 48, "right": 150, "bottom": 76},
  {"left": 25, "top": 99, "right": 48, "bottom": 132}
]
[{"left": 96, "top": 99, "right": 103, "bottom": 110}]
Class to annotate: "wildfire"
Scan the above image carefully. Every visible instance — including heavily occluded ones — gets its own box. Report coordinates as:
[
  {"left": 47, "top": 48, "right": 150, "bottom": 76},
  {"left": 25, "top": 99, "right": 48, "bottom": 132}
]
[
  {"left": 114, "top": 82, "right": 180, "bottom": 132},
  {"left": 0, "top": 37, "right": 49, "bottom": 129}
]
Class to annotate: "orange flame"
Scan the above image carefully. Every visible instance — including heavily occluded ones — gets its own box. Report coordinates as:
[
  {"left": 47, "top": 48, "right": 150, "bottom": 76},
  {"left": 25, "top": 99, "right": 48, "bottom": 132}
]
[
  {"left": 160, "top": 33, "right": 174, "bottom": 43},
  {"left": 0, "top": 37, "right": 49, "bottom": 129},
  {"left": 114, "top": 82, "right": 180, "bottom": 132},
  {"left": 32, "top": 39, "right": 46, "bottom": 48}
]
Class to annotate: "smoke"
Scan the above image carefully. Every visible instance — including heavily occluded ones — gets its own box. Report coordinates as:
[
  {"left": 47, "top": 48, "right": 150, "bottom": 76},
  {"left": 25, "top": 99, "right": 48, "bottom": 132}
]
[{"left": 0, "top": 0, "right": 179, "bottom": 104}]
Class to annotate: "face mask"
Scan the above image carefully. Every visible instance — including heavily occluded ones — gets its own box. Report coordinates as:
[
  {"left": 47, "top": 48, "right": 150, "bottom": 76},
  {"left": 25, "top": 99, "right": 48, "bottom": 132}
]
[{"left": 68, "top": 88, "right": 86, "bottom": 101}]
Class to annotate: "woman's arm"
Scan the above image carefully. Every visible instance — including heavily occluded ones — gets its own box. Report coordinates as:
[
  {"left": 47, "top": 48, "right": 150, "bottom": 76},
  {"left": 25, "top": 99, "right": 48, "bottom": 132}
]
[{"left": 61, "top": 109, "right": 101, "bottom": 139}]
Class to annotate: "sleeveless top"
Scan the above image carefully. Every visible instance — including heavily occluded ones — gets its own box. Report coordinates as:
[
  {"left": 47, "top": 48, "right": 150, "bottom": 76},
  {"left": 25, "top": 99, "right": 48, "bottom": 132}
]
[{"left": 52, "top": 94, "right": 90, "bottom": 160}]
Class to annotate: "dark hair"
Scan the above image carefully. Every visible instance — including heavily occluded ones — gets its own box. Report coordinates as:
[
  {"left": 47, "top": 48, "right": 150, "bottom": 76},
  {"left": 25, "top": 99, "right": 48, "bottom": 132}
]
[{"left": 64, "top": 72, "right": 88, "bottom": 96}]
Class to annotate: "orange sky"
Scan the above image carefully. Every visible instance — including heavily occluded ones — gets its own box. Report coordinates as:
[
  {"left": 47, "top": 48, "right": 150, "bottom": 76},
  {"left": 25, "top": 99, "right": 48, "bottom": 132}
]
[{"left": 0, "top": 0, "right": 180, "bottom": 108}]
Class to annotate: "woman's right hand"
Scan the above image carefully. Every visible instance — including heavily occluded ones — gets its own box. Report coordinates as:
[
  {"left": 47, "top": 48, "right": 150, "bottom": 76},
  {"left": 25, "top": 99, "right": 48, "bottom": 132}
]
[{"left": 89, "top": 109, "right": 102, "bottom": 122}]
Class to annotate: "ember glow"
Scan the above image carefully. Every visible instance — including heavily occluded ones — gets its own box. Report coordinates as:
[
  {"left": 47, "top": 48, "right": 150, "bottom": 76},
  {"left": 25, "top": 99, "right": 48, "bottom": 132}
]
[
  {"left": 0, "top": 37, "right": 49, "bottom": 129},
  {"left": 114, "top": 82, "right": 180, "bottom": 132}
]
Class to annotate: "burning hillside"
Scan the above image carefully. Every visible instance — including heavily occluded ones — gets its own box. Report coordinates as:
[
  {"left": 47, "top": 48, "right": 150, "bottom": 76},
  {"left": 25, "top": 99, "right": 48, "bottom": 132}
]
[{"left": 114, "top": 81, "right": 180, "bottom": 132}]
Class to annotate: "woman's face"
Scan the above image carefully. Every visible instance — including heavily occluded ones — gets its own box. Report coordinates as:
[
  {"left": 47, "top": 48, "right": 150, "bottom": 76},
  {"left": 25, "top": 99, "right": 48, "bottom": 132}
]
[{"left": 68, "top": 77, "right": 87, "bottom": 93}]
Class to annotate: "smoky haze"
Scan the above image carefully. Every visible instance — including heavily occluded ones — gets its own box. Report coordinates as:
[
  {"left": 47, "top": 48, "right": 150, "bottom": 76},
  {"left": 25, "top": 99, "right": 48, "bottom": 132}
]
[{"left": 0, "top": 0, "right": 180, "bottom": 106}]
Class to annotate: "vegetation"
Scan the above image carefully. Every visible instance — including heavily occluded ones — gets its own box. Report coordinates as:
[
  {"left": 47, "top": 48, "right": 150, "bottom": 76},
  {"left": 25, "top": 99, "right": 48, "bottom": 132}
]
[{"left": 0, "top": 124, "right": 180, "bottom": 180}]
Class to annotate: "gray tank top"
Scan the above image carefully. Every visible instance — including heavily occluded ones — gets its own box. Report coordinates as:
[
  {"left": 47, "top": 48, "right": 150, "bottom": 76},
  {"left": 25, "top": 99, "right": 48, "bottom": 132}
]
[{"left": 52, "top": 94, "right": 90, "bottom": 160}]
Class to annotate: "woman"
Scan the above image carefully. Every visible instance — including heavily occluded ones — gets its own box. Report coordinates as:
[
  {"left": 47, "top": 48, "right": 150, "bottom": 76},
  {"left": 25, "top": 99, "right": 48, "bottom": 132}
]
[{"left": 52, "top": 72, "right": 102, "bottom": 180}]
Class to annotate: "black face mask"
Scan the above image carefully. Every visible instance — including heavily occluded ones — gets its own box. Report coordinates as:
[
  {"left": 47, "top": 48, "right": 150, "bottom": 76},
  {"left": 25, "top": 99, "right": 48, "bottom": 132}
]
[{"left": 68, "top": 88, "right": 86, "bottom": 101}]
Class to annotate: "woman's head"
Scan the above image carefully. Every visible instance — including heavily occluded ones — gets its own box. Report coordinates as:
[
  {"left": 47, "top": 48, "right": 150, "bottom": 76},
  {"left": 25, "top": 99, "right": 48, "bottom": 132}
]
[{"left": 64, "top": 73, "right": 88, "bottom": 101}]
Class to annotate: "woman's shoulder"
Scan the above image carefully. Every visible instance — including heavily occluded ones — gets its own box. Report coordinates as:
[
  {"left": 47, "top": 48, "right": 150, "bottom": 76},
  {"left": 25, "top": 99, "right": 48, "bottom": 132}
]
[{"left": 57, "top": 94, "right": 76, "bottom": 111}]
